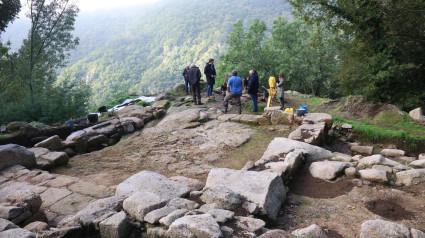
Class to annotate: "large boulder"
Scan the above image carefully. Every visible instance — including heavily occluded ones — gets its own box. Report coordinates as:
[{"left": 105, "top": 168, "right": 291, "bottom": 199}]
[
  {"left": 204, "top": 168, "right": 286, "bottom": 220},
  {"left": 0, "top": 144, "right": 37, "bottom": 170},
  {"left": 115, "top": 171, "right": 189, "bottom": 200},
  {"left": 167, "top": 214, "right": 222, "bottom": 238},
  {"left": 38, "top": 152, "right": 69, "bottom": 168},
  {"left": 123, "top": 192, "right": 168, "bottom": 221},
  {"left": 288, "top": 122, "right": 328, "bottom": 146},
  {"left": 396, "top": 169, "right": 425, "bottom": 186},
  {"left": 58, "top": 196, "right": 123, "bottom": 228},
  {"left": 34, "top": 135, "right": 62, "bottom": 151},
  {"left": 303, "top": 113, "right": 333, "bottom": 128},
  {"left": 309, "top": 161, "right": 351, "bottom": 180},
  {"left": 84, "top": 119, "right": 120, "bottom": 137},
  {"left": 270, "top": 110, "right": 294, "bottom": 125},
  {"left": 360, "top": 219, "right": 410, "bottom": 238},
  {"left": 261, "top": 138, "right": 333, "bottom": 162},
  {"left": 99, "top": 211, "right": 132, "bottom": 238}
]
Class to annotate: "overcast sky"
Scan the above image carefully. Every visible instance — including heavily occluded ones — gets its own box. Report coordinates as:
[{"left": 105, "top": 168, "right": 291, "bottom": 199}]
[{"left": 78, "top": 0, "right": 160, "bottom": 11}]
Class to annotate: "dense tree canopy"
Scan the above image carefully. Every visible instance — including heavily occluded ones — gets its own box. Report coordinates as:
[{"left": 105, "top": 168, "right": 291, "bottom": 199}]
[
  {"left": 0, "top": 0, "right": 21, "bottom": 33},
  {"left": 288, "top": 0, "right": 425, "bottom": 110}
]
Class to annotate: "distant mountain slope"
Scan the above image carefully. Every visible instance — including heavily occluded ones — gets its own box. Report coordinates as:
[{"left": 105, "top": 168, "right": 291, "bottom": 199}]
[{"left": 4, "top": 0, "right": 291, "bottom": 106}]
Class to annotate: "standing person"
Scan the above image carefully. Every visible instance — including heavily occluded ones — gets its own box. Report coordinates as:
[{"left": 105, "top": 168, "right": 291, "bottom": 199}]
[
  {"left": 277, "top": 73, "right": 285, "bottom": 108},
  {"left": 248, "top": 70, "right": 259, "bottom": 112},
  {"left": 221, "top": 72, "right": 231, "bottom": 96},
  {"left": 223, "top": 70, "right": 243, "bottom": 114},
  {"left": 204, "top": 58, "right": 216, "bottom": 99},
  {"left": 243, "top": 77, "right": 249, "bottom": 93},
  {"left": 182, "top": 65, "right": 191, "bottom": 95},
  {"left": 187, "top": 63, "right": 203, "bottom": 105}
]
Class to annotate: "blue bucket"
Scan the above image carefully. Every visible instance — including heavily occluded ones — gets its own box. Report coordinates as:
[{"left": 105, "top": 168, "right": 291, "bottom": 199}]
[{"left": 300, "top": 105, "right": 308, "bottom": 113}]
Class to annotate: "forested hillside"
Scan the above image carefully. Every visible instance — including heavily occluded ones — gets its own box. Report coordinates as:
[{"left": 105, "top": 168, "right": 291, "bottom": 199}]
[{"left": 58, "top": 0, "right": 290, "bottom": 107}]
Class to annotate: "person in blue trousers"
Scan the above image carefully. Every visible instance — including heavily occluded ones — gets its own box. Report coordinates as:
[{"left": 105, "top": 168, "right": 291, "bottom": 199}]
[
  {"left": 248, "top": 70, "right": 259, "bottom": 112},
  {"left": 204, "top": 59, "right": 216, "bottom": 98}
]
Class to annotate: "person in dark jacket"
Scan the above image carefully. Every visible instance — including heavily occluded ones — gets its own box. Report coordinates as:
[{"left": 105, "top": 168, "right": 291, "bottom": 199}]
[
  {"left": 248, "top": 69, "right": 259, "bottom": 112},
  {"left": 187, "top": 63, "right": 203, "bottom": 105},
  {"left": 182, "top": 65, "right": 191, "bottom": 95},
  {"left": 204, "top": 58, "right": 216, "bottom": 98}
]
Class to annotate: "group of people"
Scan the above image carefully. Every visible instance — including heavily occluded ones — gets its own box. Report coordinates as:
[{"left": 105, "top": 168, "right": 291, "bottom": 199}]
[
  {"left": 182, "top": 59, "right": 216, "bottom": 105},
  {"left": 182, "top": 59, "right": 284, "bottom": 113}
]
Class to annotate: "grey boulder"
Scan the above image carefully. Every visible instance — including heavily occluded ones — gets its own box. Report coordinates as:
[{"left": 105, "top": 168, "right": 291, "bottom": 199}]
[
  {"left": 0, "top": 144, "right": 36, "bottom": 170},
  {"left": 360, "top": 219, "right": 410, "bottom": 238},
  {"left": 309, "top": 161, "right": 351, "bottom": 180},
  {"left": 205, "top": 168, "right": 285, "bottom": 220}
]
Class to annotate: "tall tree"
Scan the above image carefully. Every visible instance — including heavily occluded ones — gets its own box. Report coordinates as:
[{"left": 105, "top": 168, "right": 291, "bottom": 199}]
[
  {"left": 219, "top": 19, "right": 271, "bottom": 85},
  {"left": 288, "top": 0, "right": 425, "bottom": 110},
  {"left": 24, "top": 0, "right": 79, "bottom": 100},
  {"left": 0, "top": 0, "right": 21, "bottom": 33}
]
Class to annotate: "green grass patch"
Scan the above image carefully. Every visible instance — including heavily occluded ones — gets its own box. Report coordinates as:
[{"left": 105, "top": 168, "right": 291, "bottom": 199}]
[
  {"left": 137, "top": 101, "right": 153, "bottom": 107},
  {"left": 0, "top": 134, "right": 12, "bottom": 139},
  {"left": 334, "top": 116, "right": 425, "bottom": 143}
]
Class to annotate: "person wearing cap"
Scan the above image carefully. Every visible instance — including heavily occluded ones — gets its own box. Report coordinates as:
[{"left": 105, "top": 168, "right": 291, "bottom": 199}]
[{"left": 223, "top": 70, "right": 243, "bottom": 114}]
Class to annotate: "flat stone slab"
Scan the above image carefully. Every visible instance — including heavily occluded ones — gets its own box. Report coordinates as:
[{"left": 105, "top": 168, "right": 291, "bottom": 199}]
[
  {"left": 49, "top": 193, "right": 94, "bottom": 215},
  {"left": 45, "top": 175, "right": 79, "bottom": 188},
  {"left": 359, "top": 169, "right": 388, "bottom": 183},
  {"left": 40, "top": 188, "right": 72, "bottom": 207},
  {"left": 115, "top": 170, "right": 189, "bottom": 200},
  {"left": 69, "top": 180, "right": 113, "bottom": 199}
]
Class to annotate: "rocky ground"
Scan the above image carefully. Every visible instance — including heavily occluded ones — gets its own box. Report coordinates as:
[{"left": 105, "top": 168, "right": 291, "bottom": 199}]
[{"left": 1, "top": 87, "right": 425, "bottom": 238}]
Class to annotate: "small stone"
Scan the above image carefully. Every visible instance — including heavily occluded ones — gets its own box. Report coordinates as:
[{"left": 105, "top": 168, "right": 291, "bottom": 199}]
[
  {"left": 159, "top": 209, "right": 188, "bottom": 227},
  {"left": 206, "top": 209, "right": 234, "bottom": 223},
  {"left": 292, "top": 224, "right": 327, "bottom": 238},
  {"left": 201, "top": 184, "right": 242, "bottom": 210},
  {"left": 345, "top": 167, "right": 357, "bottom": 178},
  {"left": 24, "top": 221, "right": 49, "bottom": 232}
]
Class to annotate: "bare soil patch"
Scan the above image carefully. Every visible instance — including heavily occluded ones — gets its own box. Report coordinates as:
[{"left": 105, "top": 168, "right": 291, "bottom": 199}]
[
  {"left": 365, "top": 199, "right": 413, "bottom": 221},
  {"left": 288, "top": 165, "right": 355, "bottom": 199}
]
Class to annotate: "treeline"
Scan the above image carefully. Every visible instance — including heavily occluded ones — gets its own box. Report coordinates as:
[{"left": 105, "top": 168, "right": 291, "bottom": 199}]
[
  {"left": 218, "top": 18, "right": 340, "bottom": 99},
  {"left": 0, "top": 0, "right": 91, "bottom": 125},
  {"left": 219, "top": 0, "right": 425, "bottom": 111}
]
